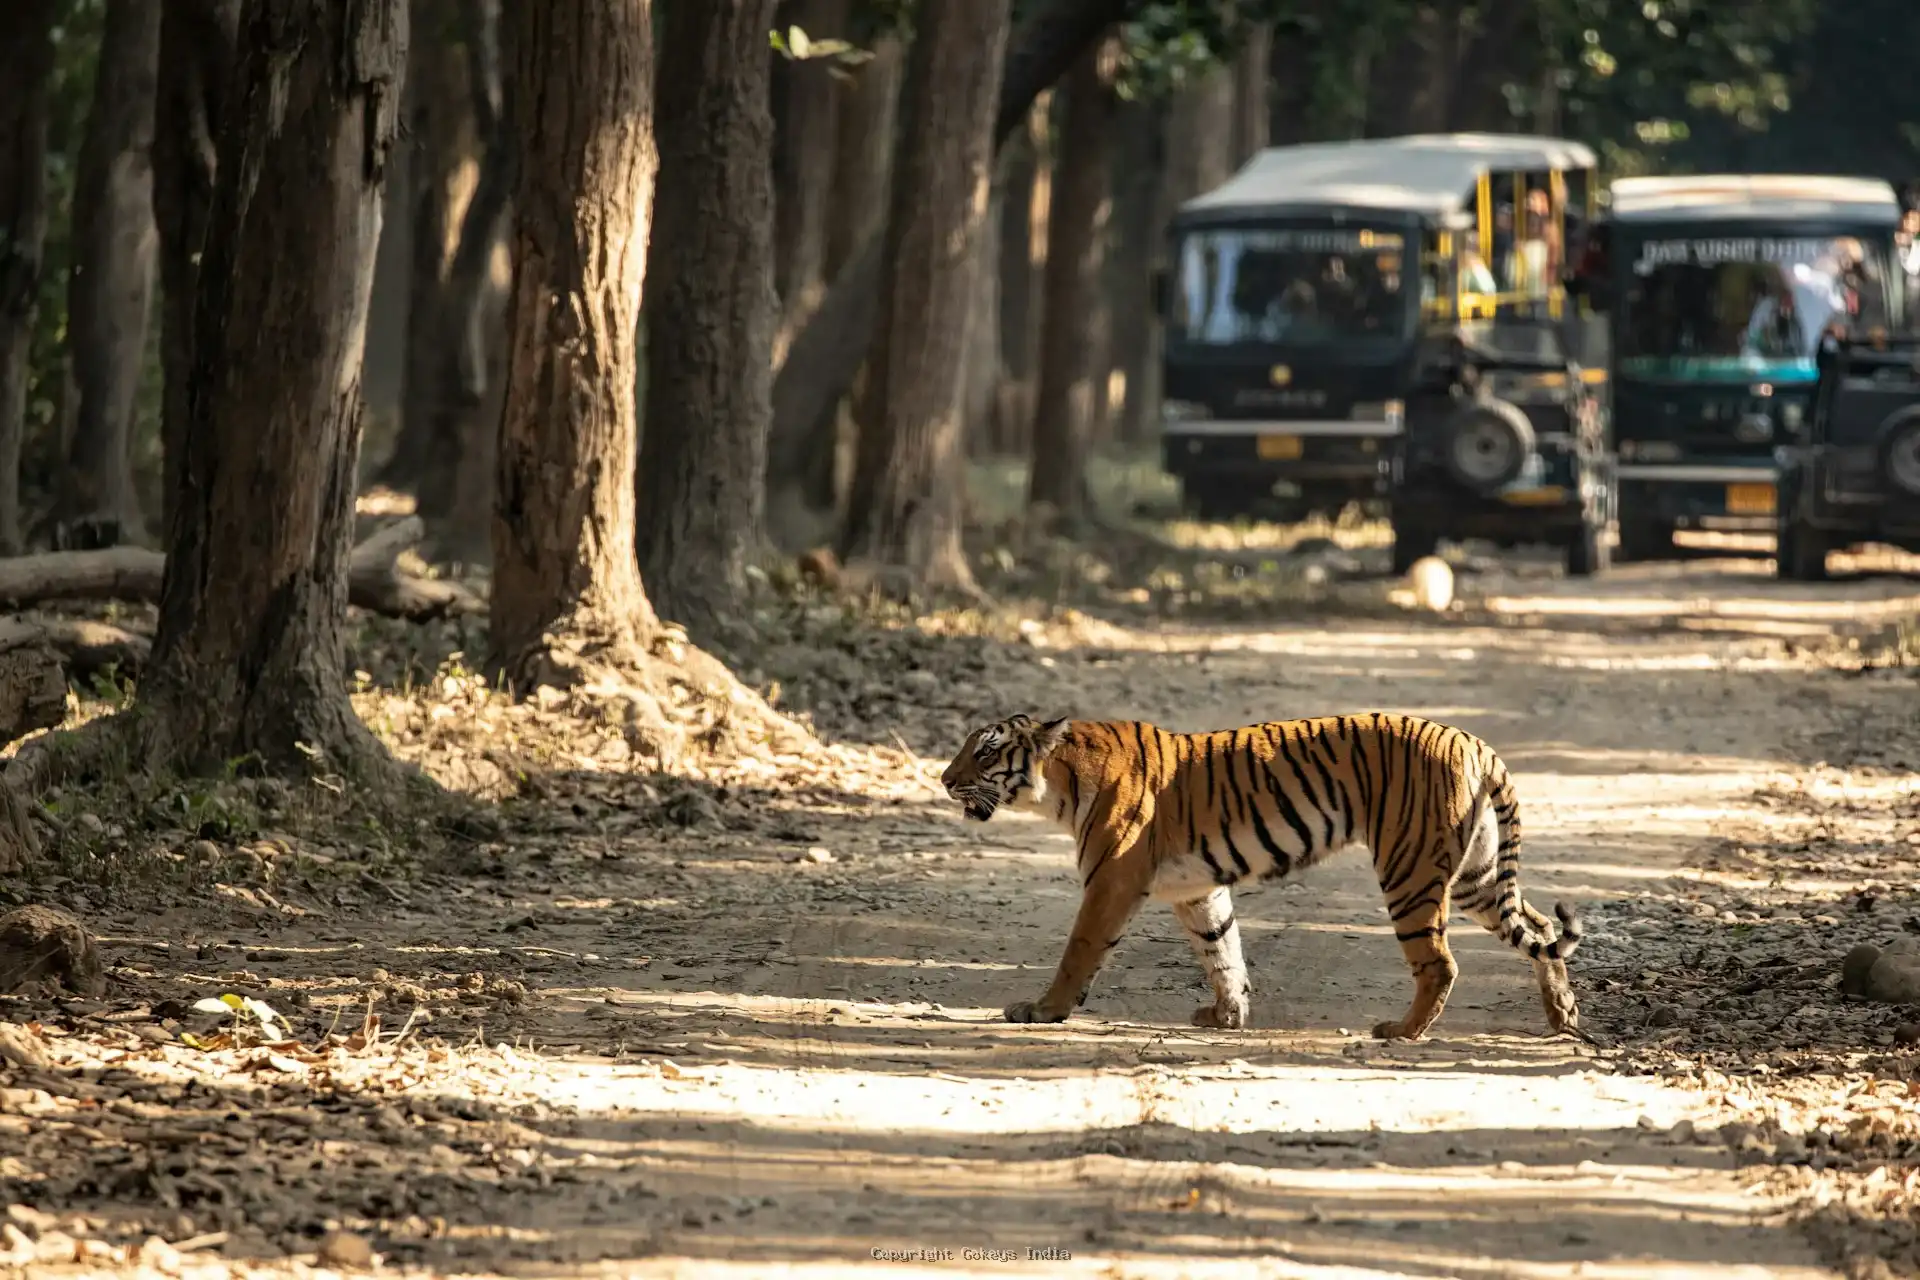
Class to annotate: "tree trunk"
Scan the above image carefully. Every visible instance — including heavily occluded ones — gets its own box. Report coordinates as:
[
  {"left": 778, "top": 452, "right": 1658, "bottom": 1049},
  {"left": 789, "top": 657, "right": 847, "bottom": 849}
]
[
  {"left": 135, "top": 0, "right": 407, "bottom": 779},
  {"left": 771, "top": 0, "right": 846, "bottom": 345},
  {"left": 1027, "top": 41, "right": 1116, "bottom": 523},
  {"left": 961, "top": 183, "right": 1003, "bottom": 458},
  {"left": 150, "top": 0, "right": 241, "bottom": 540},
  {"left": 57, "top": 0, "right": 160, "bottom": 548},
  {"left": 820, "top": 35, "right": 901, "bottom": 286},
  {"left": 1230, "top": 23, "right": 1271, "bottom": 164},
  {"left": 838, "top": 0, "right": 1012, "bottom": 590},
  {"left": 381, "top": 0, "right": 471, "bottom": 494},
  {"left": 637, "top": 0, "right": 777, "bottom": 640},
  {"left": 997, "top": 116, "right": 1040, "bottom": 388},
  {"left": 768, "top": 0, "right": 1142, "bottom": 528},
  {"left": 1109, "top": 94, "right": 1164, "bottom": 445},
  {"left": 490, "top": 0, "right": 658, "bottom": 684},
  {"left": 0, "top": 0, "right": 57, "bottom": 558},
  {"left": 1164, "top": 71, "right": 1234, "bottom": 205},
  {"left": 1268, "top": 20, "right": 1316, "bottom": 146},
  {"left": 767, "top": 33, "right": 900, "bottom": 541}
]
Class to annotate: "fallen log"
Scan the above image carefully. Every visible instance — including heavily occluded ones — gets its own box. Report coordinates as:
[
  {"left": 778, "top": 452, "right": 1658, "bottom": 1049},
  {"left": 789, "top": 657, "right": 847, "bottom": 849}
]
[
  {"left": 24, "top": 616, "right": 152, "bottom": 681},
  {"left": 0, "top": 516, "right": 483, "bottom": 621}
]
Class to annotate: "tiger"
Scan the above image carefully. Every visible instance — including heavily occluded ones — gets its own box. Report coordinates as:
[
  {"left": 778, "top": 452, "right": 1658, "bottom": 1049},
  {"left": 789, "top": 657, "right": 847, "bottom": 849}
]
[{"left": 940, "top": 712, "right": 1582, "bottom": 1041}]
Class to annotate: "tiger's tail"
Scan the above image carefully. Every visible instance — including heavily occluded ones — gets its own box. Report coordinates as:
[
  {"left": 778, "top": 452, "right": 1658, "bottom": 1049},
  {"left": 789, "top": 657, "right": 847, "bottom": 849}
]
[{"left": 1486, "top": 758, "right": 1583, "bottom": 963}]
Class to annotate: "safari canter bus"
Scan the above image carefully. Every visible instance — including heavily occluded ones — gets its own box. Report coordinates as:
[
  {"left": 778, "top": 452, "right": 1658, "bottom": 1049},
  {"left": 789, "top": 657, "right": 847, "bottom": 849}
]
[
  {"left": 1585, "top": 175, "right": 1904, "bottom": 561},
  {"left": 1160, "top": 133, "right": 1617, "bottom": 575}
]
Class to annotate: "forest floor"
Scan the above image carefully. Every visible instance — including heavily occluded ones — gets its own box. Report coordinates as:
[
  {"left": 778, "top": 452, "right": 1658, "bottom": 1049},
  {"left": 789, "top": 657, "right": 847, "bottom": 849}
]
[{"left": 4, "top": 471, "right": 1920, "bottom": 1279}]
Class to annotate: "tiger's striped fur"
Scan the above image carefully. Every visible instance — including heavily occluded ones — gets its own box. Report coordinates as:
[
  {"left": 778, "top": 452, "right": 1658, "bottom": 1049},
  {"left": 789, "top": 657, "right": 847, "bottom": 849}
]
[{"left": 941, "top": 712, "right": 1582, "bottom": 1040}]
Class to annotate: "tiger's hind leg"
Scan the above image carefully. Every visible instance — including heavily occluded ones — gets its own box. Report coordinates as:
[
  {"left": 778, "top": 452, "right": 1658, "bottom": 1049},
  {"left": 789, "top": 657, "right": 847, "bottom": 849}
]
[
  {"left": 1371, "top": 870, "right": 1458, "bottom": 1041},
  {"left": 1172, "top": 888, "right": 1250, "bottom": 1029}
]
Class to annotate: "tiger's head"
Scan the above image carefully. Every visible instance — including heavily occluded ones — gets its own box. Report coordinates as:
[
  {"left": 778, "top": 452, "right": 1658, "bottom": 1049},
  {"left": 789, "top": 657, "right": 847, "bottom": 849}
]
[{"left": 941, "top": 714, "right": 1070, "bottom": 822}]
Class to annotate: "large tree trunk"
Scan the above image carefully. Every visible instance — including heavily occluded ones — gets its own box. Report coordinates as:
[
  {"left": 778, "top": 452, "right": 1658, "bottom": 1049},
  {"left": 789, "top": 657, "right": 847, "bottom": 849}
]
[
  {"left": 151, "top": 0, "right": 241, "bottom": 539},
  {"left": 1109, "top": 94, "right": 1165, "bottom": 445},
  {"left": 0, "top": 0, "right": 57, "bottom": 558},
  {"left": 768, "top": 0, "right": 1145, "bottom": 531},
  {"left": 1027, "top": 41, "right": 1116, "bottom": 523},
  {"left": 838, "top": 0, "right": 1012, "bottom": 591},
  {"left": 490, "top": 0, "right": 658, "bottom": 685},
  {"left": 637, "top": 0, "right": 777, "bottom": 640},
  {"left": 58, "top": 0, "right": 161, "bottom": 548},
  {"left": 770, "top": 0, "right": 847, "bottom": 346},
  {"left": 134, "top": 0, "right": 407, "bottom": 779},
  {"left": 961, "top": 184, "right": 1003, "bottom": 458},
  {"left": 991, "top": 105, "right": 1047, "bottom": 456}
]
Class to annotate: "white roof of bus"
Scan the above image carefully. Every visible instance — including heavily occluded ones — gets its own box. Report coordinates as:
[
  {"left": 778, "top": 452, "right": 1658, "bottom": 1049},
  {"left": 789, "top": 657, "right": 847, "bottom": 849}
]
[
  {"left": 1608, "top": 174, "right": 1900, "bottom": 224},
  {"left": 1177, "top": 133, "right": 1597, "bottom": 220}
]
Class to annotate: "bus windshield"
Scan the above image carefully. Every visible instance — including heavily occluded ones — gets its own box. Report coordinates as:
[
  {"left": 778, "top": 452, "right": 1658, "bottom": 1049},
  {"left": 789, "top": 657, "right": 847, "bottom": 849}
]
[
  {"left": 1170, "top": 227, "right": 1413, "bottom": 347},
  {"left": 1618, "top": 234, "right": 1889, "bottom": 381}
]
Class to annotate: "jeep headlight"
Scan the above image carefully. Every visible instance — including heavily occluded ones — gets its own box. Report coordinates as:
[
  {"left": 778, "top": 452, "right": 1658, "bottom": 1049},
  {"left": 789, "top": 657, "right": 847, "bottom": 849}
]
[
  {"left": 1781, "top": 401, "right": 1804, "bottom": 431},
  {"left": 1162, "top": 399, "right": 1210, "bottom": 424}
]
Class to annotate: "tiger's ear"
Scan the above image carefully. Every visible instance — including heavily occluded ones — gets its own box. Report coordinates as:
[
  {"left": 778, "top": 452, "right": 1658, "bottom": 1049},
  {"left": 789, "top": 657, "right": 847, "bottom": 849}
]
[
  {"left": 1035, "top": 717, "right": 1071, "bottom": 755},
  {"left": 1005, "top": 713, "right": 1034, "bottom": 728}
]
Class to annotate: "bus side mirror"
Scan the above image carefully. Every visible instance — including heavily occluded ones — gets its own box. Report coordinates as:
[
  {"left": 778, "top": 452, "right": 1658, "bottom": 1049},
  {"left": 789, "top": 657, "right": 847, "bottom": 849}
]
[{"left": 1151, "top": 268, "right": 1168, "bottom": 318}]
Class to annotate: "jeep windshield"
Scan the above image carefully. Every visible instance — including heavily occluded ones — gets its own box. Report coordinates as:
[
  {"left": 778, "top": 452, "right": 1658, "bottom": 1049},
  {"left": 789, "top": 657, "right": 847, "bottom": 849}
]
[
  {"left": 1169, "top": 226, "right": 1413, "bottom": 349},
  {"left": 1618, "top": 234, "right": 1884, "bottom": 382}
]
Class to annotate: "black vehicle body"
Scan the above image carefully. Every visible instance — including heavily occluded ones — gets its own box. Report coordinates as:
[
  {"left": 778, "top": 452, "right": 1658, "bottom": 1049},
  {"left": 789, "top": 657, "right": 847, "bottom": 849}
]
[
  {"left": 1774, "top": 333, "right": 1920, "bottom": 579},
  {"left": 1587, "top": 175, "right": 1904, "bottom": 561},
  {"left": 1158, "top": 133, "right": 1615, "bottom": 576}
]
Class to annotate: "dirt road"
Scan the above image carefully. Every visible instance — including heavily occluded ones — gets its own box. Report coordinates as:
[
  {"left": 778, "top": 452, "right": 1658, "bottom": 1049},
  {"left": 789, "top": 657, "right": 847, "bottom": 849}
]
[{"left": 8, "top": 552, "right": 1920, "bottom": 1278}]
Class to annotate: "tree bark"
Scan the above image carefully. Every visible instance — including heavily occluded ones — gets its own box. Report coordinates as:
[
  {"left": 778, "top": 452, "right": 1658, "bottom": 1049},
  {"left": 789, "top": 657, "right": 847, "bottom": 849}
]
[
  {"left": 58, "top": 0, "right": 161, "bottom": 547},
  {"left": 134, "top": 0, "right": 407, "bottom": 779},
  {"left": 1109, "top": 94, "right": 1165, "bottom": 445},
  {"left": 637, "top": 0, "right": 777, "bottom": 639},
  {"left": 0, "top": 0, "right": 57, "bottom": 558},
  {"left": 1027, "top": 41, "right": 1116, "bottom": 523},
  {"left": 770, "top": 0, "right": 847, "bottom": 344},
  {"left": 490, "top": 0, "right": 658, "bottom": 685},
  {"left": 150, "top": 0, "right": 241, "bottom": 540},
  {"left": 768, "top": 0, "right": 1145, "bottom": 525},
  {"left": 838, "top": 0, "right": 1012, "bottom": 590},
  {"left": 961, "top": 182, "right": 1003, "bottom": 458},
  {"left": 1231, "top": 23, "right": 1272, "bottom": 164}
]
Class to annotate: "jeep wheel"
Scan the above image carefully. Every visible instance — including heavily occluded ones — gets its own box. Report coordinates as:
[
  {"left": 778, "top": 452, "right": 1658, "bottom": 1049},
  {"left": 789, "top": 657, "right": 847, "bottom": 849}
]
[
  {"left": 1775, "top": 516, "right": 1829, "bottom": 582},
  {"left": 1616, "top": 518, "right": 1676, "bottom": 563},
  {"left": 1441, "top": 400, "right": 1536, "bottom": 492},
  {"left": 1390, "top": 521, "right": 1439, "bottom": 575},
  {"left": 1564, "top": 511, "right": 1609, "bottom": 578}
]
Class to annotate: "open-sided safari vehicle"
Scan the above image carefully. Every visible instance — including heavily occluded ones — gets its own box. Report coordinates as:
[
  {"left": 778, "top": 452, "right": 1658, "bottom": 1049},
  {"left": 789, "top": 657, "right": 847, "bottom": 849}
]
[
  {"left": 1573, "top": 175, "right": 1904, "bottom": 562},
  {"left": 1157, "top": 133, "right": 1615, "bottom": 576},
  {"left": 1773, "top": 332, "right": 1920, "bottom": 579}
]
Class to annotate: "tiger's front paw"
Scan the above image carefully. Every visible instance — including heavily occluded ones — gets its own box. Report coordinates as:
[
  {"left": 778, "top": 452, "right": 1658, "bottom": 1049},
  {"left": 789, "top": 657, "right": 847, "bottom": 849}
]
[
  {"left": 1003, "top": 998, "right": 1070, "bottom": 1024},
  {"left": 1192, "top": 996, "right": 1249, "bottom": 1029}
]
